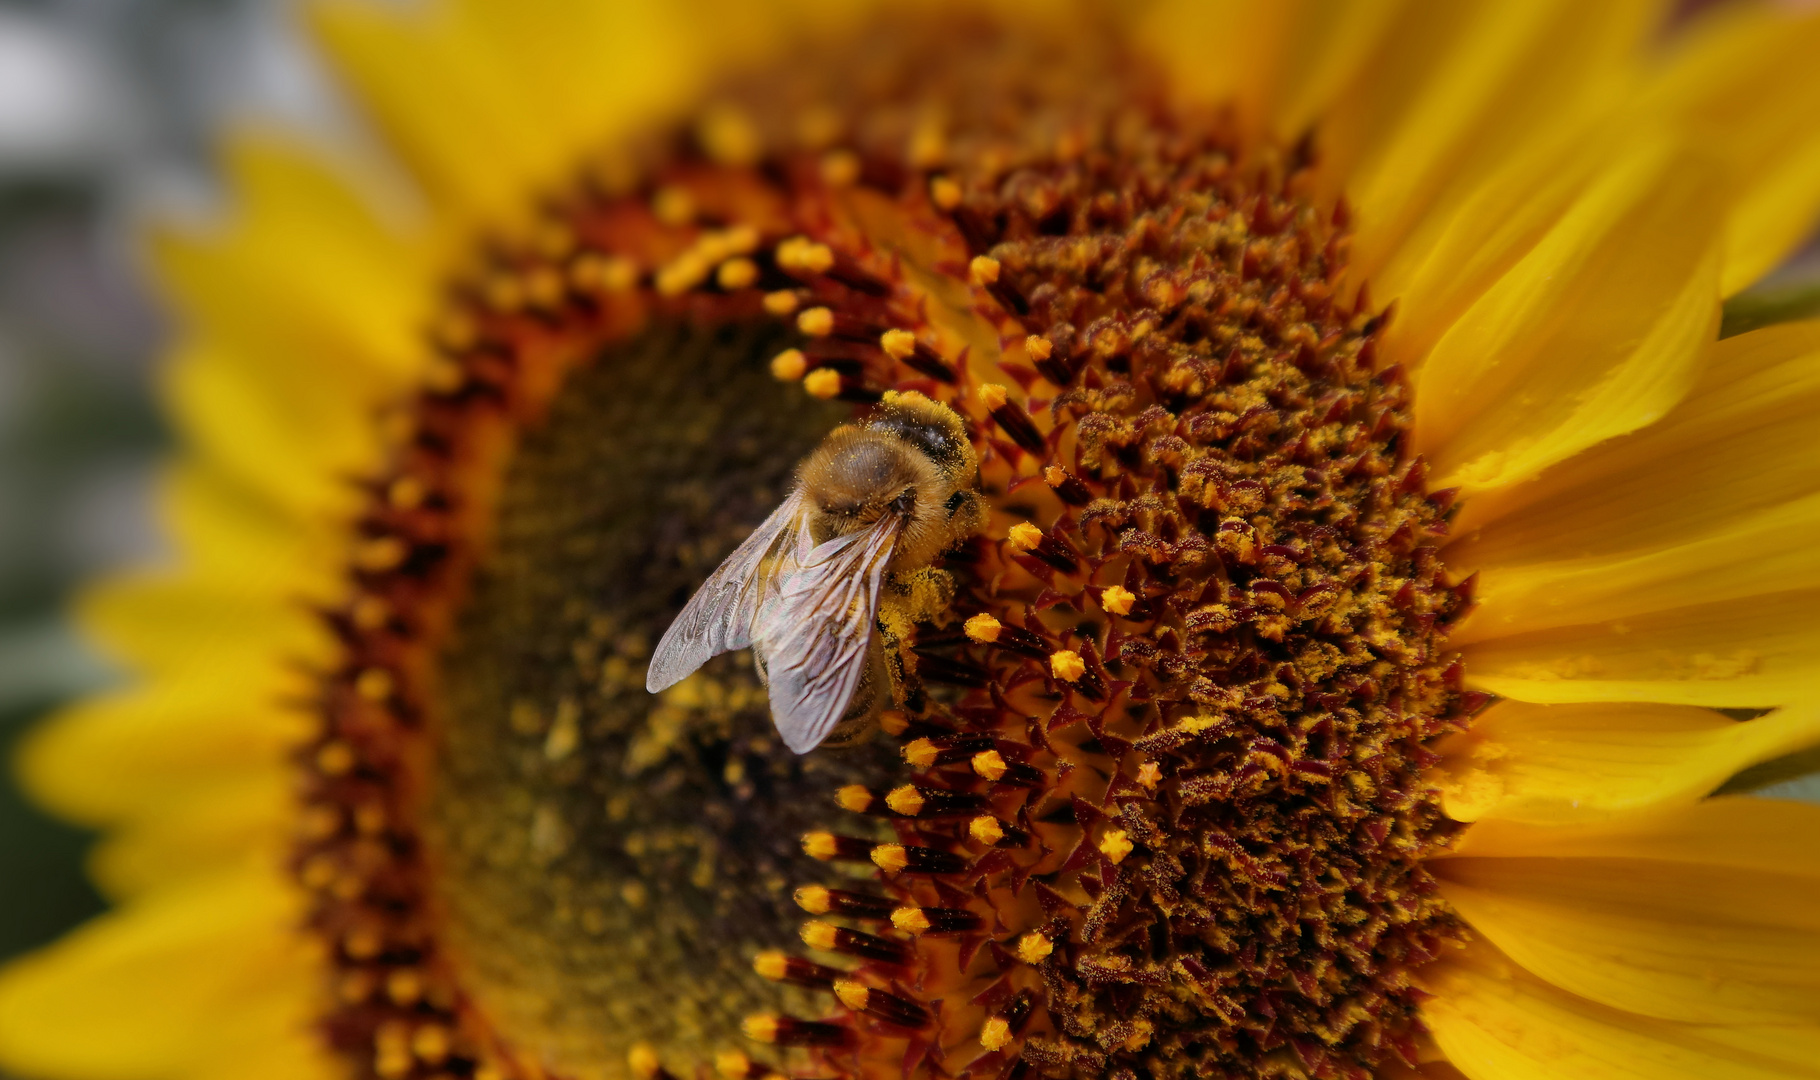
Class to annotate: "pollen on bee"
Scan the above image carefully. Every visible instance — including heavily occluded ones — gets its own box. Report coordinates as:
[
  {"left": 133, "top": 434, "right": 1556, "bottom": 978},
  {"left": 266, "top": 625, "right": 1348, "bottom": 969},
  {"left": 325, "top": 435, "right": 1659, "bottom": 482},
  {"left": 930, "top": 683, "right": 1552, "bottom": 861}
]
[
  {"left": 1100, "top": 585, "right": 1137, "bottom": 616},
  {"left": 964, "top": 612, "right": 1003, "bottom": 643},
  {"left": 1099, "top": 828, "right": 1135, "bottom": 864},
  {"left": 880, "top": 328, "right": 917, "bottom": 360},
  {"left": 971, "top": 750, "right": 1008, "bottom": 781},
  {"left": 769, "top": 348, "right": 808, "bottom": 381},
  {"left": 797, "top": 306, "right": 835, "bottom": 337},
  {"left": 977, "top": 382, "right": 1010, "bottom": 411},
  {"left": 716, "top": 257, "right": 759, "bottom": 290},
  {"left": 969, "top": 815, "right": 1004, "bottom": 845},
  {"left": 762, "top": 290, "right": 801, "bottom": 316},
  {"left": 1017, "top": 931, "right": 1054, "bottom": 964},
  {"left": 803, "top": 368, "right": 843, "bottom": 399},
  {"left": 980, "top": 1017, "right": 1013, "bottom": 1052},
  {"left": 969, "top": 255, "right": 1001, "bottom": 287},
  {"left": 1050, "top": 650, "right": 1086, "bottom": 682},
  {"left": 929, "top": 175, "right": 963, "bottom": 210},
  {"left": 1007, "top": 522, "right": 1045, "bottom": 551},
  {"left": 835, "top": 785, "right": 875, "bottom": 812}
]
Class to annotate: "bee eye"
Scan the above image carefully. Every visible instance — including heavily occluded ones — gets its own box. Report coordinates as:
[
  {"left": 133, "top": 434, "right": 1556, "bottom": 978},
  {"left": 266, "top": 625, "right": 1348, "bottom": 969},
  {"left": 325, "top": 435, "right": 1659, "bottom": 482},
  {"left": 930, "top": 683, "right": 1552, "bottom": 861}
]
[{"left": 891, "top": 488, "right": 916, "bottom": 514}]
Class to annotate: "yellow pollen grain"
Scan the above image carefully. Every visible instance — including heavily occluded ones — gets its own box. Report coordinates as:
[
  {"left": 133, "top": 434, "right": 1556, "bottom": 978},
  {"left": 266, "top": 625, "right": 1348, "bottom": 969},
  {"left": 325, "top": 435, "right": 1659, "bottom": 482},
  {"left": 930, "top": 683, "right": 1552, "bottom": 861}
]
[
  {"left": 1099, "top": 828, "right": 1134, "bottom": 864},
  {"left": 1050, "top": 650, "right": 1086, "bottom": 683},
  {"left": 880, "top": 328, "right": 917, "bottom": 360},
  {"left": 776, "top": 236, "right": 835, "bottom": 275},
  {"left": 977, "top": 382, "right": 1010, "bottom": 411},
  {"left": 964, "top": 613, "right": 1003, "bottom": 643},
  {"left": 629, "top": 1042, "right": 663, "bottom": 1079},
  {"left": 1007, "top": 522, "right": 1044, "bottom": 551},
  {"left": 652, "top": 185, "right": 695, "bottom": 226},
  {"left": 1017, "top": 931, "right": 1054, "bottom": 964},
  {"left": 886, "top": 785, "right": 926, "bottom": 816},
  {"left": 803, "top": 368, "right": 842, "bottom": 399},
  {"left": 769, "top": 348, "right": 808, "bottom": 381},
  {"left": 354, "top": 536, "right": 408, "bottom": 572},
  {"left": 752, "top": 950, "right": 789, "bottom": 981},
  {"left": 317, "top": 741, "right": 356, "bottom": 776},
  {"left": 762, "top": 289, "right": 800, "bottom": 316},
  {"left": 802, "top": 832, "right": 839, "bottom": 860},
  {"left": 797, "top": 306, "right": 835, "bottom": 337},
  {"left": 871, "top": 844, "right": 909, "bottom": 873},
  {"left": 344, "top": 925, "right": 384, "bottom": 960},
  {"left": 970, "top": 815, "right": 1004, "bottom": 845},
  {"left": 793, "top": 885, "right": 832, "bottom": 914},
  {"left": 1025, "top": 334, "right": 1054, "bottom": 361},
  {"left": 801, "top": 920, "right": 840, "bottom": 950},
  {"left": 836, "top": 785, "right": 874, "bottom": 812},
  {"left": 717, "top": 257, "right": 759, "bottom": 290},
  {"left": 969, "top": 254, "right": 1001, "bottom": 286},
  {"left": 930, "top": 175, "right": 962, "bottom": 210},
  {"left": 1100, "top": 585, "right": 1136, "bottom": 616},
  {"left": 821, "top": 149, "right": 861, "bottom": 187},
  {"left": 1137, "top": 761, "right": 1163, "bottom": 789},
  {"left": 412, "top": 1024, "right": 450, "bottom": 1063},
  {"left": 972, "top": 750, "right": 1008, "bottom": 780},
  {"left": 902, "top": 737, "right": 938, "bottom": 768},
  {"left": 1042, "top": 465, "right": 1068, "bottom": 488},
  {"left": 656, "top": 253, "right": 711, "bottom": 297},
  {"left": 716, "top": 1050, "right": 752, "bottom": 1079},
  {"left": 722, "top": 224, "right": 761, "bottom": 255},
  {"left": 833, "top": 980, "right": 871, "bottom": 1011},
  {"left": 891, "top": 907, "right": 931, "bottom": 934},
  {"left": 374, "top": 1050, "right": 411, "bottom": 1080},
  {"left": 387, "top": 476, "right": 426, "bottom": 510},
  {"left": 981, "top": 1017, "right": 1013, "bottom": 1052},
  {"left": 878, "top": 709, "right": 910, "bottom": 736},
  {"left": 355, "top": 668, "right": 394, "bottom": 702}
]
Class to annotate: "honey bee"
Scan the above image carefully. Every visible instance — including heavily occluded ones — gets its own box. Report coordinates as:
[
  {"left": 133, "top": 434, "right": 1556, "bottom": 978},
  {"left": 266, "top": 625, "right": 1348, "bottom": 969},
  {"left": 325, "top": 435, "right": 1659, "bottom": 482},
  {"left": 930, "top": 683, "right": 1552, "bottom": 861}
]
[{"left": 647, "top": 390, "right": 985, "bottom": 753}]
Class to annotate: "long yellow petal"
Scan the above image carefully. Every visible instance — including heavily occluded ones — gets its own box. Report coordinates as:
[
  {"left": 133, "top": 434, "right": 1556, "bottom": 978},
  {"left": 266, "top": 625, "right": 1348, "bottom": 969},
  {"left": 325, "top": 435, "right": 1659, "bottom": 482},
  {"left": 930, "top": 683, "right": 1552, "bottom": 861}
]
[
  {"left": 0, "top": 871, "right": 326, "bottom": 1080},
  {"left": 1450, "top": 797, "right": 1820, "bottom": 876},
  {"left": 1422, "top": 938, "right": 1820, "bottom": 1080},
  {"left": 87, "top": 773, "right": 291, "bottom": 900},
  {"left": 1411, "top": 139, "right": 1721, "bottom": 496},
  {"left": 1646, "top": 5, "right": 1820, "bottom": 295},
  {"left": 1437, "top": 700, "right": 1820, "bottom": 825},
  {"left": 1446, "top": 319, "right": 1820, "bottom": 568}
]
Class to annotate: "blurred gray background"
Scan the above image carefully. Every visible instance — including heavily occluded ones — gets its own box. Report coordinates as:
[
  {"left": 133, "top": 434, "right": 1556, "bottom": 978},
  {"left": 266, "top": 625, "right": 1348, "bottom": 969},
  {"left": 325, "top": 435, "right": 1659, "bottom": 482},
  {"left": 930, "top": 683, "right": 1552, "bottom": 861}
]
[{"left": 0, "top": 0, "right": 1816, "bottom": 1013}]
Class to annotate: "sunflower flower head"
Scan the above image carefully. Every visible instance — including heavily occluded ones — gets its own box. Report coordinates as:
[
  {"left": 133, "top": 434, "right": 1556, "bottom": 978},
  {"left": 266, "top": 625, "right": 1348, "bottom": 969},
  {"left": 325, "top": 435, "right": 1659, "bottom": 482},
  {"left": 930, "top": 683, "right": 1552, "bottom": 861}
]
[{"left": 4, "top": 3, "right": 1820, "bottom": 1080}]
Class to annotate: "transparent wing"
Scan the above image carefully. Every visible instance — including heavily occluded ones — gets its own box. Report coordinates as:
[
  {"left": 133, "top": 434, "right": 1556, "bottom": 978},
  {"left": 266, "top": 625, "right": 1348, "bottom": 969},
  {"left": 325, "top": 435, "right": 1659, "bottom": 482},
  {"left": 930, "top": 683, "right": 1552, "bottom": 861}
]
[
  {"left": 754, "top": 510, "right": 904, "bottom": 754},
  {"left": 645, "top": 491, "right": 807, "bottom": 693}
]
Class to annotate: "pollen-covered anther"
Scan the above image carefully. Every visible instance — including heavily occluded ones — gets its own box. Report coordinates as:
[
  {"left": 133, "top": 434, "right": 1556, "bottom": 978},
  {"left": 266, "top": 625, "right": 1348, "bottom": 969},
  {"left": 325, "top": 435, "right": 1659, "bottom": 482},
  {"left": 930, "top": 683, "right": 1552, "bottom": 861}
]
[
  {"left": 655, "top": 253, "right": 711, "bottom": 297},
  {"left": 801, "top": 920, "right": 911, "bottom": 964},
  {"left": 651, "top": 185, "right": 695, "bottom": 226},
  {"left": 1098, "top": 828, "right": 1135, "bottom": 864},
  {"left": 820, "top": 149, "right": 861, "bottom": 186},
  {"left": 354, "top": 668, "right": 394, "bottom": 702},
  {"left": 316, "top": 741, "right": 357, "bottom": 776},
  {"left": 353, "top": 536, "right": 409, "bottom": 573},
  {"left": 835, "top": 784, "right": 876, "bottom": 813},
  {"left": 964, "top": 613, "right": 1002, "bottom": 642},
  {"left": 802, "top": 368, "right": 843, "bottom": 399},
  {"left": 971, "top": 751, "right": 1044, "bottom": 789},
  {"left": 775, "top": 236, "right": 835, "bottom": 276},
  {"left": 769, "top": 348, "right": 808, "bottom": 381},
  {"left": 980, "top": 1017, "right": 1013, "bottom": 1053},
  {"left": 869, "top": 842, "right": 967, "bottom": 876},
  {"left": 1099, "top": 585, "right": 1136, "bottom": 616},
  {"left": 1006, "top": 522, "right": 1044, "bottom": 551},
  {"left": 833, "top": 979, "right": 932, "bottom": 1028},
  {"left": 969, "top": 814, "right": 1032, "bottom": 847},
  {"left": 1016, "top": 931, "right": 1055, "bottom": 964},
  {"left": 891, "top": 905, "right": 984, "bottom": 935},
  {"left": 902, "top": 732, "right": 995, "bottom": 768},
  {"left": 977, "top": 382, "right": 1047, "bottom": 455},
  {"left": 741, "top": 1014, "right": 851, "bottom": 1048},
  {"left": 761, "top": 289, "right": 800, "bottom": 316},
  {"left": 885, "top": 783, "right": 986, "bottom": 818},
  {"left": 877, "top": 328, "right": 955, "bottom": 382},
  {"left": 1049, "top": 650, "right": 1086, "bottom": 683},
  {"left": 1136, "top": 760, "right": 1163, "bottom": 789},
  {"left": 968, "top": 255, "right": 1001, "bottom": 286},
  {"left": 965, "top": 615, "right": 1047, "bottom": 659},
  {"left": 801, "top": 831, "right": 875, "bottom": 862},
  {"left": 752, "top": 949, "right": 840, "bottom": 988},
  {"left": 794, "top": 885, "right": 895, "bottom": 919},
  {"left": 569, "top": 252, "right": 638, "bottom": 293},
  {"left": 716, "top": 257, "right": 759, "bottom": 290},
  {"left": 929, "top": 175, "right": 962, "bottom": 210}
]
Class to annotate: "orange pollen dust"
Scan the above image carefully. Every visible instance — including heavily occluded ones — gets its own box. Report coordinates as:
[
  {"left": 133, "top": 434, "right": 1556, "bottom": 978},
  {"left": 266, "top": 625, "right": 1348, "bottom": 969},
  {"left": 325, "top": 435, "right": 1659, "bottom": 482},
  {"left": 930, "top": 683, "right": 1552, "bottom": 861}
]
[{"left": 292, "top": 18, "right": 1482, "bottom": 1080}]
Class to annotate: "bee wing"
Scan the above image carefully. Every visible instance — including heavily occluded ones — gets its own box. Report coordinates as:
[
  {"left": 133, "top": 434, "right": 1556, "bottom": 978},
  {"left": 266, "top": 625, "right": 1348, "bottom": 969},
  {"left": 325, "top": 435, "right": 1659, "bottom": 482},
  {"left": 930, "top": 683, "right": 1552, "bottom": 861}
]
[
  {"left": 645, "top": 490, "right": 807, "bottom": 693},
  {"left": 753, "top": 509, "right": 905, "bottom": 754}
]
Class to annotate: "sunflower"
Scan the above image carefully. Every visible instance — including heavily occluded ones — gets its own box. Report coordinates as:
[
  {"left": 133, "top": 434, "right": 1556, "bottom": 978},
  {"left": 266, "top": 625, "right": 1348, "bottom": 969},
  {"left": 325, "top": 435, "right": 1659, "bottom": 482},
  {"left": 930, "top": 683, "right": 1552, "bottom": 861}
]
[{"left": 3, "top": 1, "right": 1819, "bottom": 1078}]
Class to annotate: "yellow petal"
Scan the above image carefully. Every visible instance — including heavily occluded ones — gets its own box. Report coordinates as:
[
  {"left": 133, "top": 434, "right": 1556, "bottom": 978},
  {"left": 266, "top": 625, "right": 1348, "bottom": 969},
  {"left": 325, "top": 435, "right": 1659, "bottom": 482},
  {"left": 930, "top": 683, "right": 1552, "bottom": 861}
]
[
  {"left": 1435, "top": 798, "right": 1820, "bottom": 1028},
  {"left": 1411, "top": 139, "right": 1722, "bottom": 495},
  {"left": 1446, "top": 318, "right": 1820, "bottom": 568},
  {"left": 1464, "top": 585, "right": 1820, "bottom": 709},
  {"left": 1437, "top": 700, "right": 1820, "bottom": 824},
  {"left": 159, "top": 463, "right": 345, "bottom": 601},
  {"left": 1646, "top": 5, "right": 1820, "bottom": 295},
  {"left": 1422, "top": 937, "right": 1820, "bottom": 1080},
  {"left": 0, "top": 870, "right": 325, "bottom": 1080},
  {"left": 76, "top": 569, "right": 335, "bottom": 680},
  {"left": 1451, "top": 492, "right": 1820, "bottom": 647},
  {"left": 17, "top": 683, "right": 310, "bottom": 827},
  {"left": 87, "top": 772, "right": 292, "bottom": 899}
]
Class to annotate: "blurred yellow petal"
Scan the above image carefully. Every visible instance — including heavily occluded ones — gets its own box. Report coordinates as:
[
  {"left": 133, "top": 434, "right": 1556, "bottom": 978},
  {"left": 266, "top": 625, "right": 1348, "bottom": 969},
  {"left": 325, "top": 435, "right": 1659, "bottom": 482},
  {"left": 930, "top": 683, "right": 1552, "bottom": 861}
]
[
  {"left": 1446, "top": 318, "right": 1820, "bottom": 568},
  {"left": 1452, "top": 797, "right": 1820, "bottom": 875},
  {"left": 1437, "top": 700, "right": 1820, "bottom": 824},
  {"left": 1412, "top": 140, "right": 1722, "bottom": 496},
  {"left": 87, "top": 773, "right": 291, "bottom": 899},
  {"left": 1647, "top": 5, "right": 1820, "bottom": 295},
  {"left": 0, "top": 871, "right": 326, "bottom": 1080},
  {"left": 76, "top": 570, "right": 334, "bottom": 680},
  {"left": 1423, "top": 938, "right": 1820, "bottom": 1080}
]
